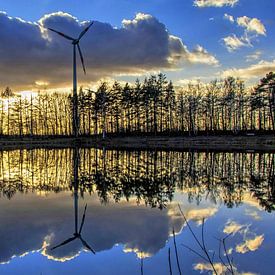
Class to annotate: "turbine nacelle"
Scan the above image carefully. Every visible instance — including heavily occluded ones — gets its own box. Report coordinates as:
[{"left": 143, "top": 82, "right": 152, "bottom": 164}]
[
  {"left": 51, "top": 203, "right": 96, "bottom": 254},
  {"left": 72, "top": 40, "right": 80, "bottom": 45},
  {"left": 47, "top": 21, "right": 94, "bottom": 75}
]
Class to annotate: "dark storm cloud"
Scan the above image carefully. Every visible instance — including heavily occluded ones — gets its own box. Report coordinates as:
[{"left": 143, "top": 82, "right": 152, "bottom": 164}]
[{"left": 0, "top": 11, "right": 217, "bottom": 90}]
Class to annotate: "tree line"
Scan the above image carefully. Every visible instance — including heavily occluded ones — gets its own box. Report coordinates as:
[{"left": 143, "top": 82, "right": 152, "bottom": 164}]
[{"left": 0, "top": 72, "right": 274, "bottom": 136}]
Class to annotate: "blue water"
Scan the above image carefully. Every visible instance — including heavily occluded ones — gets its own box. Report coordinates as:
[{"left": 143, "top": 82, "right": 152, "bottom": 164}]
[
  {"left": 0, "top": 191, "right": 273, "bottom": 275},
  {"left": 0, "top": 149, "right": 274, "bottom": 274}
]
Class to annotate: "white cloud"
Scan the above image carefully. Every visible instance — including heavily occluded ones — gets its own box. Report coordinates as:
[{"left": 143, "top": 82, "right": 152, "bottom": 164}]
[
  {"left": 237, "top": 16, "right": 266, "bottom": 36},
  {"left": 224, "top": 13, "right": 235, "bottom": 23},
  {"left": 222, "top": 34, "right": 250, "bottom": 52},
  {"left": 222, "top": 15, "right": 266, "bottom": 52},
  {"left": 187, "top": 45, "right": 219, "bottom": 66},
  {"left": 194, "top": 0, "right": 239, "bottom": 7},
  {"left": 246, "top": 50, "right": 262, "bottom": 62},
  {"left": 221, "top": 59, "right": 275, "bottom": 80}
]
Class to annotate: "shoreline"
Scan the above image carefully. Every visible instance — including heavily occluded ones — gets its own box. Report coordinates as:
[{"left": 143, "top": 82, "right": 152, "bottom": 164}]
[{"left": 0, "top": 134, "right": 274, "bottom": 152}]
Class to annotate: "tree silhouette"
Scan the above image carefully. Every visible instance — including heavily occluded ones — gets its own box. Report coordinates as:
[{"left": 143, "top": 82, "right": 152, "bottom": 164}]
[{"left": 0, "top": 72, "right": 274, "bottom": 136}]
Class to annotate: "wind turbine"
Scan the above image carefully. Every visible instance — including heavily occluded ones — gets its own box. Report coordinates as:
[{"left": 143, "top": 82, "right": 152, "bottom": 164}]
[{"left": 48, "top": 22, "right": 94, "bottom": 137}]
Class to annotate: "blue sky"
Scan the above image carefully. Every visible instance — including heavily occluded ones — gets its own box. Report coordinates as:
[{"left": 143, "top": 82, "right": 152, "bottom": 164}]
[{"left": 0, "top": 0, "right": 274, "bottom": 90}]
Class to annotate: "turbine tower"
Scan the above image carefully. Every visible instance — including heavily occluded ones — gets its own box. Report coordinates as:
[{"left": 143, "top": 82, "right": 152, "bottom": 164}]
[{"left": 48, "top": 22, "right": 94, "bottom": 137}]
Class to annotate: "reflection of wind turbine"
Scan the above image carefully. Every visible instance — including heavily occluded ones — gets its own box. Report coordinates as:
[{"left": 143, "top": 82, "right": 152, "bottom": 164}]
[
  {"left": 51, "top": 148, "right": 95, "bottom": 254},
  {"left": 51, "top": 202, "right": 95, "bottom": 253},
  {"left": 48, "top": 22, "right": 94, "bottom": 137}
]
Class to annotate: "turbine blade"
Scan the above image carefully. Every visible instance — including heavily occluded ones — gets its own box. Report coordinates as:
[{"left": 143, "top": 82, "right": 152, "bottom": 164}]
[
  {"left": 80, "top": 236, "right": 96, "bottom": 254},
  {"left": 79, "top": 203, "right": 87, "bottom": 234},
  {"left": 48, "top": 28, "right": 75, "bottom": 41},
  {"left": 78, "top": 21, "right": 94, "bottom": 40},
  {"left": 51, "top": 236, "right": 77, "bottom": 250},
  {"left": 77, "top": 44, "right": 86, "bottom": 74}
]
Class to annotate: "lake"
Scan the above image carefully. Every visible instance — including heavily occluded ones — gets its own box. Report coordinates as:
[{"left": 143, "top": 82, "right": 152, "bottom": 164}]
[{"left": 0, "top": 148, "right": 274, "bottom": 274}]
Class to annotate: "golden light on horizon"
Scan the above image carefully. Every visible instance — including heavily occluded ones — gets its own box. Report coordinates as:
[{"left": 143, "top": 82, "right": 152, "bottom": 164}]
[
  {"left": 17, "top": 90, "right": 38, "bottom": 99},
  {"left": 35, "top": 80, "right": 49, "bottom": 87}
]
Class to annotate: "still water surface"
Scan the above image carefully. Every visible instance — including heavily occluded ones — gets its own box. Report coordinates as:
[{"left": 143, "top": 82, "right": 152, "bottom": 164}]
[{"left": 0, "top": 149, "right": 274, "bottom": 274}]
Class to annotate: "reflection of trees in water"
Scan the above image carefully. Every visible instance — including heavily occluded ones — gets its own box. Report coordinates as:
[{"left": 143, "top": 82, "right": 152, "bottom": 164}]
[
  {"left": 0, "top": 149, "right": 71, "bottom": 198},
  {"left": 0, "top": 149, "right": 274, "bottom": 210}
]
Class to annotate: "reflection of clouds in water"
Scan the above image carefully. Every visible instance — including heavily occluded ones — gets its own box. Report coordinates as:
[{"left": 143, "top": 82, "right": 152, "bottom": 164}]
[
  {"left": 194, "top": 262, "right": 228, "bottom": 275},
  {"left": 123, "top": 248, "right": 152, "bottom": 259},
  {"left": 191, "top": 209, "right": 265, "bottom": 274},
  {"left": 187, "top": 208, "right": 218, "bottom": 225},
  {"left": 222, "top": 219, "right": 264, "bottom": 255},
  {"left": 167, "top": 200, "right": 218, "bottom": 234},
  {"left": 223, "top": 220, "right": 247, "bottom": 235},
  {"left": 41, "top": 234, "right": 82, "bottom": 262},
  {"left": 0, "top": 192, "right": 220, "bottom": 264},
  {"left": 194, "top": 262, "right": 257, "bottom": 275},
  {"left": 245, "top": 209, "right": 261, "bottom": 221},
  {"left": 0, "top": 189, "right": 268, "bottom": 268},
  {"left": 0, "top": 193, "right": 178, "bottom": 263},
  {"left": 0, "top": 193, "right": 84, "bottom": 263},
  {"left": 236, "top": 235, "right": 264, "bottom": 254},
  {"left": 227, "top": 247, "right": 233, "bottom": 255}
]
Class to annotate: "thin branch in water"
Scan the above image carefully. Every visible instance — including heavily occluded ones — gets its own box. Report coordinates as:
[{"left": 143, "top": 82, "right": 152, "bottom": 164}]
[
  {"left": 177, "top": 204, "right": 204, "bottom": 251},
  {"left": 178, "top": 204, "right": 218, "bottom": 275},
  {"left": 173, "top": 227, "right": 182, "bottom": 275},
  {"left": 215, "top": 233, "right": 235, "bottom": 275},
  {"left": 222, "top": 236, "right": 235, "bottom": 275},
  {"left": 216, "top": 236, "right": 232, "bottom": 274},
  {"left": 140, "top": 252, "right": 144, "bottom": 275},
  {"left": 201, "top": 218, "right": 207, "bottom": 251},
  {"left": 212, "top": 251, "right": 215, "bottom": 263},
  {"left": 181, "top": 244, "right": 209, "bottom": 262},
  {"left": 168, "top": 247, "right": 173, "bottom": 275}
]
